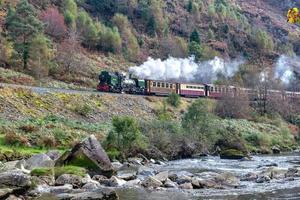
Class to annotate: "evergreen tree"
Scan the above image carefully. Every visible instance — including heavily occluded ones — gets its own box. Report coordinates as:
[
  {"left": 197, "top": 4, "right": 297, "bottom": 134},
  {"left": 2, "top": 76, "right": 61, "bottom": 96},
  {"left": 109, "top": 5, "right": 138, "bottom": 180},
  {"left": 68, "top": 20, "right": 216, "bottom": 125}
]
[
  {"left": 5, "top": 0, "right": 43, "bottom": 69},
  {"left": 190, "top": 29, "right": 200, "bottom": 44},
  {"left": 187, "top": 0, "right": 193, "bottom": 13}
]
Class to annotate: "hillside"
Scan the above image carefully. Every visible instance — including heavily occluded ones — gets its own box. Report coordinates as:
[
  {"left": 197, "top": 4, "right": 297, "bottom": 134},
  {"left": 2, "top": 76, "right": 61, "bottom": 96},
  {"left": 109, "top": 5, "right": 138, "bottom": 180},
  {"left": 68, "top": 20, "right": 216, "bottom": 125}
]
[{"left": 0, "top": 0, "right": 299, "bottom": 88}]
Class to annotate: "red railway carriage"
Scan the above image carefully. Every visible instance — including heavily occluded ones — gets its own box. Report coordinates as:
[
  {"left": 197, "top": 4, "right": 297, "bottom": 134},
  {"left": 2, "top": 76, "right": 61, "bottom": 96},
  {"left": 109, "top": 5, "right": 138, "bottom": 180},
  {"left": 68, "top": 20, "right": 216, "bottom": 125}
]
[
  {"left": 179, "top": 83, "right": 206, "bottom": 97},
  {"left": 146, "top": 80, "right": 178, "bottom": 96}
]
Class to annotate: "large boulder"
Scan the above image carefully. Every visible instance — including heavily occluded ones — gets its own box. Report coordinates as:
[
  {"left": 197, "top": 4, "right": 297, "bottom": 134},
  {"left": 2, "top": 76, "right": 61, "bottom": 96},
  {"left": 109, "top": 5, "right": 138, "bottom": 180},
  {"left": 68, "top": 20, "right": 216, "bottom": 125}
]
[
  {"left": 24, "top": 154, "right": 54, "bottom": 170},
  {"left": 272, "top": 146, "right": 281, "bottom": 154},
  {"left": 0, "top": 170, "right": 31, "bottom": 188},
  {"left": 220, "top": 149, "right": 246, "bottom": 160},
  {"left": 55, "top": 174, "right": 83, "bottom": 188},
  {"left": 55, "top": 135, "right": 114, "bottom": 177}
]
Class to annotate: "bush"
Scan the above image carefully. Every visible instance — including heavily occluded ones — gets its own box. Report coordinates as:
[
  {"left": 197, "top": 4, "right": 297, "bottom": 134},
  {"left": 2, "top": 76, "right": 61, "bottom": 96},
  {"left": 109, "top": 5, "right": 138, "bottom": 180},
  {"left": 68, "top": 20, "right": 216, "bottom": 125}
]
[
  {"left": 103, "top": 116, "right": 147, "bottom": 158},
  {"left": 73, "top": 103, "right": 93, "bottom": 116},
  {"left": 4, "top": 131, "right": 29, "bottom": 146},
  {"left": 167, "top": 92, "right": 181, "bottom": 108},
  {"left": 37, "top": 135, "right": 57, "bottom": 148},
  {"left": 19, "top": 124, "right": 38, "bottom": 133}
]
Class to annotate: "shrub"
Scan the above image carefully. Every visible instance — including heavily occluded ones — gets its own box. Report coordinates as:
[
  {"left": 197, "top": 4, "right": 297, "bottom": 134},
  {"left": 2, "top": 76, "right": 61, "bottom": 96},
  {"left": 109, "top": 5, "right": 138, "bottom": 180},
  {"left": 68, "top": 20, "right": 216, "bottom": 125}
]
[
  {"left": 19, "top": 124, "right": 38, "bottom": 133},
  {"left": 4, "top": 131, "right": 29, "bottom": 146},
  {"left": 167, "top": 92, "right": 181, "bottom": 108},
  {"left": 103, "top": 116, "right": 147, "bottom": 158},
  {"left": 73, "top": 103, "right": 93, "bottom": 117},
  {"left": 38, "top": 135, "right": 57, "bottom": 148}
]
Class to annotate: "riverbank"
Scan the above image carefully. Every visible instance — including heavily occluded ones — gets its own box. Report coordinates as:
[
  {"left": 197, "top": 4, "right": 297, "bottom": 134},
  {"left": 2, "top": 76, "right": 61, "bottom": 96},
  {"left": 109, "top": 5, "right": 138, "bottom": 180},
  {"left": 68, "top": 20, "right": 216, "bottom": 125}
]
[{"left": 1, "top": 135, "right": 300, "bottom": 200}]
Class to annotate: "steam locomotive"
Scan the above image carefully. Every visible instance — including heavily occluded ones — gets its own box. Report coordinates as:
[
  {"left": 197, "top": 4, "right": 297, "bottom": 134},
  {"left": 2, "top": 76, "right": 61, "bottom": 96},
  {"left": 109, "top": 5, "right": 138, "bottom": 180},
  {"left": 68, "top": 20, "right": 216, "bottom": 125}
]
[{"left": 97, "top": 71, "right": 300, "bottom": 100}]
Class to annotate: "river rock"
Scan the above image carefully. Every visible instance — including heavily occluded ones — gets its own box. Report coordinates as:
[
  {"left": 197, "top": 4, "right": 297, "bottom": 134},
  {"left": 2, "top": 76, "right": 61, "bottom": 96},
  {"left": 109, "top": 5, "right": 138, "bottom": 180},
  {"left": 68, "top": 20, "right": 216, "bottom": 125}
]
[
  {"left": 55, "top": 174, "right": 83, "bottom": 188},
  {"left": 111, "top": 161, "right": 123, "bottom": 171},
  {"left": 153, "top": 171, "right": 169, "bottom": 183},
  {"left": 82, "top": 182, "right": 101, "bottom": 190},
  {"left": 176, "top": 175, "right": 192, "bottom": 185},
  {"left": 164, "top": 179, "right": 178, "bottom": 188},
  {"left": 256, "top": 175, "right": 271, "bottom": 183},
  {"left": 104, "top": 176, "right": 127, "bottom": 187},
  {"left": 46, "top": 150, "right": 61, "bottom": 161},
  {"left": 168, "top": 171, "right": 193, "bottom": 182},
  {"left": 240, "top": 172, "right": 258, "bottom": 181},
  {"left": 125, "top": 179, "right": 141, "bottom": 188},
  {"left": 128, "top": 157, "right": 143, "bottom": 165},
  {"left": 49, "top": 184, "right": 74, "bottom": 194},
  {"left": 117, "top": 169, "right": 137, "bottom": 181},
  {"left": 55, "top": 135, "right": 114, "bottom": 177},
  {"left": 0, "top": 188, "right": 13, "bottom": 198},
  {"left": 56, "top": 188, "right": 118, "bottom": 200},
  {"left": 272, "top": 146, "right": 281, "bottom": 154},
  {"left": 138, "top": 166, "right": 155, "bottom": 177},
  {"left": 0, "top": 170, "right": 31, "bottom": 188},
  {"left": 220, "top": 149, "right": 245, "bottom": 160},
  {"left": 179, "top": 182, "right": 193, "bottom": 189},
  {"left": 285, "top": 168, "right": 299, "bottom": 177},
  {"left": 142, "top": 177, "right": 163, "bottom": 188},
  {"left": 31, "top": 175, "right": 55, "bottom": 186},
  {"left": 191, "top": 177, "right": 203, "bottom": 189},
  {"left": 6, "top": 195, "right": 23, "bottom": 200},
  {"left": 215, "top": 172, "right": 240, "bottom": 188},
  {"left": 92, "top": 175, "right": 108, "bottom": 183},
  {"left": 24, "top": 154, "right": 54, "bottom": 170}
]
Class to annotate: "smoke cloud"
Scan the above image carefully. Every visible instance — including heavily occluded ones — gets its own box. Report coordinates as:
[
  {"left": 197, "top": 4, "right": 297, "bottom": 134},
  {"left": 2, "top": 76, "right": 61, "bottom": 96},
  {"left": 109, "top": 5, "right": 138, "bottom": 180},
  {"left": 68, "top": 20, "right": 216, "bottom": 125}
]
[
  {"left": 275, "top": 55, "right": 300, "bottom": 85},
  {"left": 129, "top": 57, "right": 244, "bottom": 83}
]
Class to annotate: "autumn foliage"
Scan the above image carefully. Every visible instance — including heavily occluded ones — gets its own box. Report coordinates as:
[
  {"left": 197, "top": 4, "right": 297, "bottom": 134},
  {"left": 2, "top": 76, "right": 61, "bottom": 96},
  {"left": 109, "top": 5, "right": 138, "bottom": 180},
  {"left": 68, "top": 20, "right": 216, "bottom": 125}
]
[{"left": 40, "top": 7, "right": 67, "bottom": 40}]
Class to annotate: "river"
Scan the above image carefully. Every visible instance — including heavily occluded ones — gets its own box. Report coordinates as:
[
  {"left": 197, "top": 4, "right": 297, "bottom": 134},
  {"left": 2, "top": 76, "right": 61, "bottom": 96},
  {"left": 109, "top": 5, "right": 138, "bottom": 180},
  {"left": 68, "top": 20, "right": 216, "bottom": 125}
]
[{"left": 117, "top": 154, "right": 300, "bottom": 200}]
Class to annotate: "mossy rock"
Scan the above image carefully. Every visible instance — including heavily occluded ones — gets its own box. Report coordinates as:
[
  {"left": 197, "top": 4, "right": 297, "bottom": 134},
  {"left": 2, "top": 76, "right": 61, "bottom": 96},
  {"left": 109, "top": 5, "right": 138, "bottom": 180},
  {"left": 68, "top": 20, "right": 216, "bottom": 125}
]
[
  {"left": 31, "top": 168, "right": 54, "bottom": 177},
  {"left": 54, "top": 166, "right": 86, "bottom": 178},
  {"left": 220, "top": 149, "right": 246, "bottom": 160}
]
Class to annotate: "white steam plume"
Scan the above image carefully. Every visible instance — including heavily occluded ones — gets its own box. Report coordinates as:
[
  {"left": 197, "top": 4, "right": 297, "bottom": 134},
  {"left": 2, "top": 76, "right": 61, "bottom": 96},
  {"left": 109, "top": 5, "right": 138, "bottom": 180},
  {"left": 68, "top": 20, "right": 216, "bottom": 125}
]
[
  {"left": 275, "top": 55, "right": 300, "bottom": 85},
  {"left": 129, "top": 57, "right": 244, "bottom": 83}
]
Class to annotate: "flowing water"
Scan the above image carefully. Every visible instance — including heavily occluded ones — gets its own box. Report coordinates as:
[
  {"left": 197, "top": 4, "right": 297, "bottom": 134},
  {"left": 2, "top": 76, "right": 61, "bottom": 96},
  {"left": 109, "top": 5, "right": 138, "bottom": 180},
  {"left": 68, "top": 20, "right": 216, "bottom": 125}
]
[{"left": 117, "top": 154, "right": 300, "bottom": 200}]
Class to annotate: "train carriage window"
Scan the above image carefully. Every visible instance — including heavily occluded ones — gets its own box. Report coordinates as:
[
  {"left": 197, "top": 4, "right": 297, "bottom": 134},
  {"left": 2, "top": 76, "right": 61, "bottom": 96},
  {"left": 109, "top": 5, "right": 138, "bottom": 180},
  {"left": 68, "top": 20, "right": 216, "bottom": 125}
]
[
  {"left": 157, "top": 82, "right": 160, "bottom": 87},
  {"left": 210, "top": 87, "right": 213, "bottom": 92},
  {"left": 215, "top": 87, "right": 218, "bottom": 92},
  {"left": 170, "top": 84, "right": 173, "bottom": 88},
  {"left": 153, "top": 82, "right": 156, "bottom": 87},
  {"left": 166, "top": 83, "right": 169, "bottom": 88},
  {"left": 162, "top": 83, "right": 165, "bottom": 88}
]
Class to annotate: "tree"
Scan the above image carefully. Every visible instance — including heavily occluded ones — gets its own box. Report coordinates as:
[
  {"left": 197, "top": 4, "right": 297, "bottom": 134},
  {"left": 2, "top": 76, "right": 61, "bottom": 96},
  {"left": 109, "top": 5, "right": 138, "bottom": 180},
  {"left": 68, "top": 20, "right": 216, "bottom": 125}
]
[
  {"left": 0, "top": 34, "right": 14, "bottom": 67},
  {"left": 112, "top": 13, "right": 139, "bottom": 61},
  {"left": 28, "top": 34, "right": 53, "bottom": 78},
  {"left": 63, "top": 0, "right": 77, "bottom": 29},
  {"left": 104, "top": 116, "right": 146, "bottom": 158},
  {"left": 76, "top": 11, "right": 98, "bottom": 48},
  {"left": 189, "top": 41, "right": 202, "bottom": 61},
  {"left": 98, "top": 24, "right": 122, "bottom": 53},
  {"left": 253, "top": 29, "right": 274, "bottom": 52},
  {"left": 5, "top": 0, "right": 43, "bottom": 69},
  {"left": 190, "top": 29, "right": 200, "bottom": 44},
  {"left": 215, "top": 90, "right": 251, "bottom": 119},
  {"left": 55, "top": 31, "right": 84, "bottom": 74},
  {"left": 40, "top": 7, "right": 67, "bottom": 40},
  {"left": 182, "top": 99, "right": 217, "bottom": 150}
]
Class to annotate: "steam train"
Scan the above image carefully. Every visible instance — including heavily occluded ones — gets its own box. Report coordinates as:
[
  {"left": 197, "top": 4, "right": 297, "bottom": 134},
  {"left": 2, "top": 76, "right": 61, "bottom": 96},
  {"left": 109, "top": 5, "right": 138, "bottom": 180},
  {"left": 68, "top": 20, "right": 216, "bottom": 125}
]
[{"left": 97, "top": 71, "right": 300, "bottom": 100}]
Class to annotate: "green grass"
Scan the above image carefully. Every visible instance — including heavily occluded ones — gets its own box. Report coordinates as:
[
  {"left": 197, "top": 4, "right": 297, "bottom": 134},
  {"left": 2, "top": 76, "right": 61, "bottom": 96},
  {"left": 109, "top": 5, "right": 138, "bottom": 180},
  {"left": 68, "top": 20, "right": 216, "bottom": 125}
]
[
  {"left": 31, "top": 168, "right": 54, "bottom": 177},
  {"left": 0, "top": 135, "right": 46, "bottom": 155},
  {"left": 54, "top": 166, "right": 87, "bottom": 178}
]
